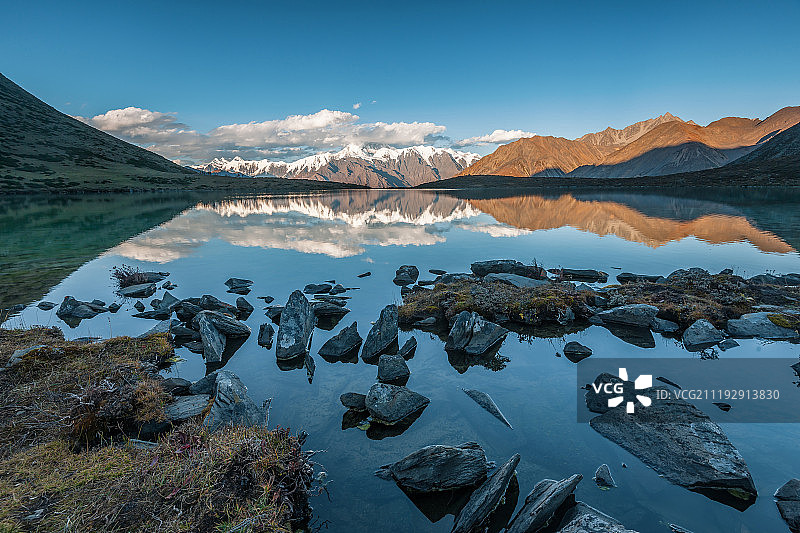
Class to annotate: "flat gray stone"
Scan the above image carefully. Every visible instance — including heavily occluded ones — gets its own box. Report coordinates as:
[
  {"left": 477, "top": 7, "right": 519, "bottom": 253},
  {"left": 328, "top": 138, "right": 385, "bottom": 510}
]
[
  {"left": 596, "top": 304, "right": 659, "bottom": 328},
  {"left": 163, "top": 394, "right": 210, "bottom": 423},
  {"left": 471, "top": 259, "right": 545, "bottom": 279},
  {"left": 462, "top": 388, "right": 512, "bottom": 429},
  {"left": 682, "top": 319, "right": 725, "bottom": 351},
  {"left": 3, "top": 345, "right": 45, "bottom": 370},
  {"left": 375, "top": 442, "right": 488, "bottom": 492},
  {"left": 727, "top": 312, "right": 799, "bottom": 340},
  {"left": 319, "top": 321, "right": 362, "bottom": 359},
  {"left": 399, "top": 336, "right": 417, "bottom": 359},
  {"left": 257, "top": 323, "right": 274, "bottom": 348},
  {"left": 484, "top": 272, "right": 550, "bottom": 288},
  {"left": 365, "top": 383, "right": 429, "bottom": 425},
  {"left": 340, "top": 392, "right": 367, "bottom": 411},
  {"left": 304, "top": 283, "right": 332, "bottom": 294},
  {"left": 556, "top": 502, "right": 639, "bottom": 533},
  {"left": 651, "top": 317, "right": 679, "bottom": 334},
  {"left": 193, "top": 310, "right": 251, "bottom": 337},
  {"left": 452, "top": 454, "right": 520, "bottom": 533},
  {"left": 506, "top": 474, "right": 582, "bottom": 533},
  {"left": 377, "top": 354, "right": 410, "bottom": 385},
  {"left": 118, "top": 283, "right": 157, "bottom": 298}
]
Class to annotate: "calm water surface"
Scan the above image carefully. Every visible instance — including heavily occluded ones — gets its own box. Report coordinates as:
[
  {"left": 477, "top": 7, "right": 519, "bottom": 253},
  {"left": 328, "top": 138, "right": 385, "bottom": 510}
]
[{"left": 4, "top": 188, "right": 800, "bottom": 533}]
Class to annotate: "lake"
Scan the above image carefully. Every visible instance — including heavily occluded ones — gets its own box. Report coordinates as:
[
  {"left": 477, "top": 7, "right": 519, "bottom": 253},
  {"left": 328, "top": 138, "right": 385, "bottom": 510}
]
[{"left": 3, "top": 187, "right": 800, "bottom": 533}]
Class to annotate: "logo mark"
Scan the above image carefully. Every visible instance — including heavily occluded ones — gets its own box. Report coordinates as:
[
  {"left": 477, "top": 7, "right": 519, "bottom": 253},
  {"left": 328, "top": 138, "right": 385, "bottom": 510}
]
[{"left": 608, "top": 368, "right": 652, "bottom": 413}]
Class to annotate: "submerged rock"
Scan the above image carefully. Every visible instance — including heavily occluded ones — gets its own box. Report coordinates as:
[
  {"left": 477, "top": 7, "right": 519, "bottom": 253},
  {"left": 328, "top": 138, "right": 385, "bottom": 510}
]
[
  {"left": 393, "top": 265, "right": 420, "bottom": 286},
  {"left": 462, "top": 388, "right": 512, "bottom": 429},
  {"left": 375, "top": 442, "right": 489, "bottom": 492},
  {"left": 726, "top": 312, "right": 799, "bottom": 340},
  {"left": 276, "top": 290, "right": 315, "bottom": 361},
  {"left": 452, "top": 454, "right": 520, "bottom": 533},
  {"left": 506, "top": 474, "right": 582, "bottom": 533},
  {"left": 682, "top": 319, "right": 725, "bottom": 351},
  {"left": 365, "top": 383, "right": 429, "bottom": 425},
  {"left": 257, "top": 323, "right": 275, "bottom": 348},
  {"left": 377, "top": 354, "right": 410, "bottom": 385},
  {"left": 588, "top": 384, "right": 757, "bottom": 509},
  {"left": 563, "top": 341, "right": 592, "bottom": 363},
  {"left": 319, "top": 321, "right": 363, "bottom": 360},
  {"left": 445, "top": 311, "right": 508, "bottom": 356},
  {"left": 362, "top": 305, "right": 399, "bottom": 362},
  {"left": 594, "top": 464, "right": 617, "bottom": 488}
]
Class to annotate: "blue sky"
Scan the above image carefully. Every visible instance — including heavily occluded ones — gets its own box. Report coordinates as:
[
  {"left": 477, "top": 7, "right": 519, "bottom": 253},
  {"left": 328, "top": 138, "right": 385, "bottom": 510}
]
[{"left": 3, "top": 0, "right": 799, "bottom": 162}]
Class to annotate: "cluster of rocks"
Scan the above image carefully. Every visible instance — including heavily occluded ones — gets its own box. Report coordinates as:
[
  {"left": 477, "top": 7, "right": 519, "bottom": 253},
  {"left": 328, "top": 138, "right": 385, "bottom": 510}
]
[{"left": 376, "top": 442, "right": 639, "bottom": 532}]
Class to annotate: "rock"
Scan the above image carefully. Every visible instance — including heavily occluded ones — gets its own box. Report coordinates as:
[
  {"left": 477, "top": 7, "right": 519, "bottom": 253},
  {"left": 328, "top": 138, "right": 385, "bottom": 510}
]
[
  {"left": 311, "top": 301, "right": 350, "bottom": 319},
  {"left": 713, "top": 402, "right": 732, "bottom": 412},
  {"left": 118, "top": 283, "right": 157, "bottom": 298},
  {"left": 445, "top": 311, "right": 508, "bottom": 356},
  {"left": 656, "top": 376, "right": 681, "bottom": 389},
  {"left": 225, "top": 277, "right": 253, "bottom": 290},
  {"left": 718, "top": 338, "right": 740, "bottom": 351},
  {"left": 377, "top": 354, "right": 410, "bottom": 385},
  {"left": 438, "top": 273, "right": 476, "bottom": 284},
  {"left": 617, "top": 272, "right": 665, "bottom": 284},
  {"left": 429, "top": 269, "right": 447, "bottom": 275},
  {"left": 108, "top": 302, "right": 121, "bottom": 313},
  {"left": 484, "top": 272, "right": 550, "bottom": 288},
  {"left": 329, "top": 284, "right": 347, "bottom": 295},
  {"left": 596, "top": 304, "right": 659, "bottom": 328},
  {"left": 161, "top": 377, "right": 191, "bottom": 395},
  {"left": 452, "top": 454, "right": 520, "bottom": 533},
  {"left": 304, "top": 283, "right": 332, "bottom": 294},
  {"left": 375, "top": 442, "right": 489, "bottom": 492},
  {"left": 563, "top": 341, "right": 592, "bottom": 363},
  {"left": 471, "top": 259, "right": 546, "bottom": 279},
  {"left": 183, "top": 341, "right": 204, "bottom": 354},
  {"left": 55, "top": 296, "right": 107, "bottom": 323},
  {"left": 776, "top": 479, "right": 800, "bottom": 532},
  {"left": 340, "top": 392, "right": 367, "bottom": 411},
  {"left": 193, "top": 310, "right": 250, "bottom": 337},
  {"left": 506, "top": 474, "right": 582, "bottom": 533},
  {"left": 727, "top": 312, "right": 799, "bottom": 340},
  {"left": 305, "top": 353, "right": 316, "bottom": 383},
  {"left": 203, "top": 371, "right": 267, "bottom": 431},
  {"left": 235, "top": 297, "right": 254, "bottom": 319},
  {"left": 189, "top": 371, "right": 219, "bottom": 395},
  {"left": 589, "top": 385, "right": 757, "bottom": 508},
  {"left": 2, "top": 345, "right": 45, "bottom": 370},
  {"left": 193, "top": 312, "right": 226, "bottom": 363},
  {"left": 575, "top": 283, "right": 595, "bottom": 292},
  {"left": 552, "top": 268, "right": 608, "bottom": 282},
  {"left": 157, "top": 292, "right": 180, "bottom": 311},
  {"left": 170, "top": 325, "right": 197, "bottom": 340},
  {"left": 357, "top": 271, "right": 371, "bottom": 278},
  {"left": 257, "top": 323, "right": 275, "bottom": 348},
  {"left": 462, "top": 388, "right": 512, "bottom": 429},
  {"left": 413, "top": 317, "right": 437, "bottom": 327},
  {"left": 175, "top": 301, "right": 201, "bottom": 322},
  {"left": 163, "top": 394, "right": 211, "bottom": 423},
  {"left": 749, "top": 273, "right": 800, "bottom": 286},
  {"left": 594, "top": 464, "right": 617, "bottom": 488},
  {"left": 265, "top": 306, "right": 283, "bottom": 322},
  {"left": 276, "top": 290, "right": 315, "bottom": 360},
  {"left": 37, "top": 301, "right": 55, "bottom": 310},
  {"left": 198, "top": 294, "right": 238, "bottom": 315},
  {"left": 314, "top": 295, "right": 348, "bottom": 307},
  {"left": 257, "top": 295, "right": 275, "bottom": 304},
  {"left": 393, "top": 265, "right": 420, "bottom": 286},
  {"left": 682, "top": 319, "right": 725, "bottom": 351},
  {"left": 137, "top": 319, "right": 180, "bottom": 338},
  {"left": 162, "top": 281, "right": 177, "bottom": 290},
  {"left": 399, "top": 336, "right": 417, "bottom": 359},
  {"left": 650, "top": 317, "right": 679, "bottom": 334},
  {"left": 365, "top": 383, "right": 429, "bottom": 425},
  {"left": 362, "top": 305, "right": 399, "bottom": 361},
  {"left": 556, "top": 502, "right": 639, "bottom": 533},
  {"left": 132, "top": 308, "right": 172, "bottom": 320},
  {"left": 319, "top": 322, "right": 363, "bottom": 360}
]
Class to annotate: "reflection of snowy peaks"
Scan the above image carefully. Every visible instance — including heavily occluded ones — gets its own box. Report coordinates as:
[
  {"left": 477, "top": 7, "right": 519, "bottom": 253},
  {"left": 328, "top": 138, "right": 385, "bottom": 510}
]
[
  {"left": 196, "top": 192, "right": 482, "bottom": 226},
  {"left": 191, "top": 145, "right": 481, "bottom": 187}
]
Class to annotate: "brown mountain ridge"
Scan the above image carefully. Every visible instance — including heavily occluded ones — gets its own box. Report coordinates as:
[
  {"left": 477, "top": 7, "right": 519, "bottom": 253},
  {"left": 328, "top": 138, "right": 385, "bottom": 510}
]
[{"left": 457, "top": 106, "right": 800, "bottom": 179}]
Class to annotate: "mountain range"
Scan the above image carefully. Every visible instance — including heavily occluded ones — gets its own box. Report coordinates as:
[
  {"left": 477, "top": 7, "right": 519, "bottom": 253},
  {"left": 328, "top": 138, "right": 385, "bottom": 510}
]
[
  {"left": 192, "top": 145, "right": 480, "bottom": 187},
  {"left": 456, "top": 107, "right": 800, "bottom": 179}
]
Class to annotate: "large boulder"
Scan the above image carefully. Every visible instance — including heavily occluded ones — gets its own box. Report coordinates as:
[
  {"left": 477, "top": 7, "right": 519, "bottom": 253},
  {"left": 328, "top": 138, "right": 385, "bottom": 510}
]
[
  {"left": 362, "top": 305, "right": 399, "bottom": 361},
  {"left": 506, "top": 474, "right": 582, "bottom": 533},
  {"left": 452, "top": 454, "right": 520, "bottom": 533},
  {"left": 484, "top": 272, "right": 549, "bottom": 288},
  {"left": 375, "top": 442, "right": 489, "bottom": 492},
  {"left": 589, "top": 385, "right": 757, "bottom": 508},
  {"left": 393, "top": 265, "right": 420, "bottom": 286},
  {"left": 682, "top": 319, "right": 725, "bottom": 351},
  {"left": 365, "top": 383, "right": 429, "bottom": 425},
  {"left": 319, "top": 322, "right": 363, "bottom": 360},
  {"left": 445, "top": 311, "right": 508, "bottom": 355},
  {"left": 726, "top": 312, "right": 799, "bottom": 340},
  {"left": 471, "top": 260, "right": 545, "bottom": 279},
  {"left": 202, "top": 371, "right": 267, "bottom": 431},
  {"left": 276, "top": 290, "right": 315, "bottom": 360},
  {"left": 595, "top": 304, "right": 659, "bottom": 328}
]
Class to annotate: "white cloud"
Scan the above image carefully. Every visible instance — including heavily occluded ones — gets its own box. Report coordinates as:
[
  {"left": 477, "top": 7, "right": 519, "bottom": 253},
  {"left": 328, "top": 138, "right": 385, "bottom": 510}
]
[
  {"left": 76, "top": 107, "right": 446, "bottom": 164},
  {"left": 455, "top": 129, "right": 535, "bottom": 147},
  {"left": 353, "top": 102, "right": 362, "bottom": 109}
]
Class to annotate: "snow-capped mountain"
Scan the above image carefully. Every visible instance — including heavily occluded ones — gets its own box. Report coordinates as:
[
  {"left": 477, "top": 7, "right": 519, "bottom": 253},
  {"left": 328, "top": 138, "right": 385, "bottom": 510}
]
[{"left": 191, "top": 145, "right": 481, "bottom": 187}]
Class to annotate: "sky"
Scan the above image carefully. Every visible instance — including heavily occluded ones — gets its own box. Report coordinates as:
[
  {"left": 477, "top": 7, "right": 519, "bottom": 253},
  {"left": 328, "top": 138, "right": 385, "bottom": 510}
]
[{"left": 2, "top": 0, "right": 799, "bottom": 164}]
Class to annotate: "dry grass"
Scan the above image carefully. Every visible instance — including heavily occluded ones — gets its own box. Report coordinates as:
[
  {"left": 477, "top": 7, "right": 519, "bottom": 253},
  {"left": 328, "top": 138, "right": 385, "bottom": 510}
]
[
  {"left": 399, "top": 279, "right": 591, "bottom": 327},
  {"left": 0, "top": 327, "right": 314, "bottom": 532}
]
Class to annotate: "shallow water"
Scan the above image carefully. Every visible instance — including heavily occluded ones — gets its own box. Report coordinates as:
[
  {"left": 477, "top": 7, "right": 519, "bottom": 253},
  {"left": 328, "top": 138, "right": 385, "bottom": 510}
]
[{"left": 4, "top": 188, "right": 800, "bottom": 532}]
